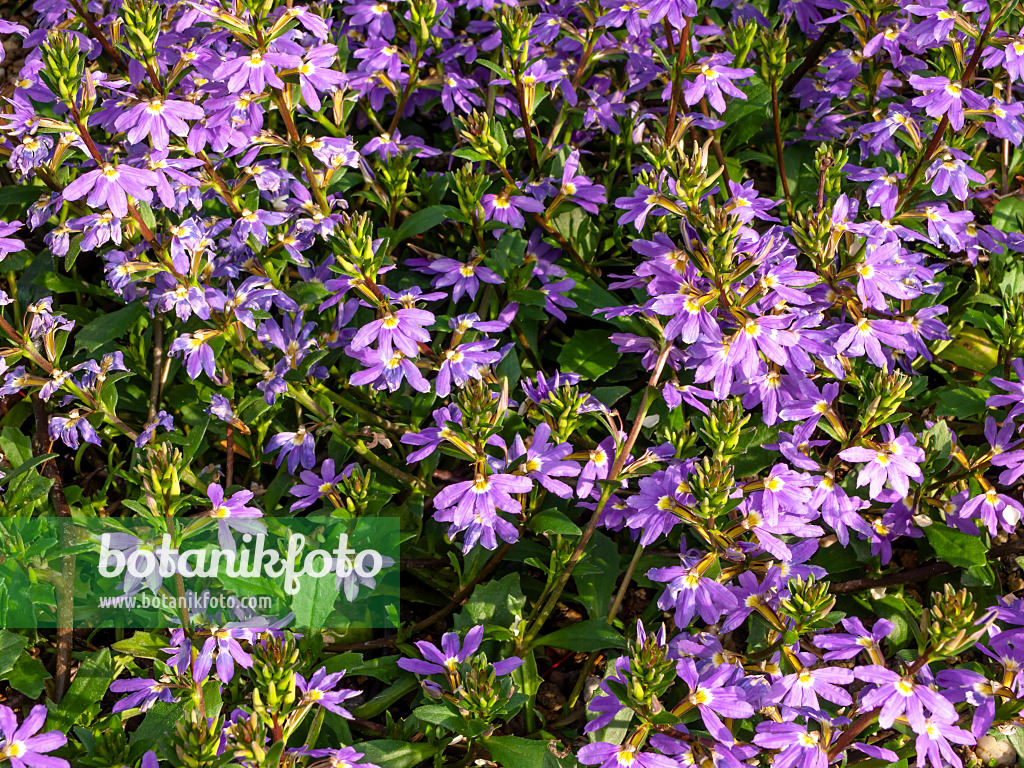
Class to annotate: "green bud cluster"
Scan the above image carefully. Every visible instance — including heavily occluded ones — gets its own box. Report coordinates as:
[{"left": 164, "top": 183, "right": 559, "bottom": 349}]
[
  {"left": 453, "top": 165, "right": 489, "bottom": 225},
  {"left": 625, "top": 628, "right": 676, "bottom": 709},
  {"left": 757, "top": 26, "right": 789, "bottom": 84},
  {"left": 1002, "top": 294, "right": 1024, "bottom": 360},
  {"left": 251, "top": 633, "right": 300, "bottom": 722},
  {"left": 698, "top": 398, "right": 751, "bottom": 464},
  {"left": 779, "top": 575, "right": 836, "bottom": 633},
  {"left": 859, "top": 369, "right": 911, "bottom": 431},
  {"left": 40, "top": 33, "right": 87, "bottom": 106},
  {"left": 702, "top": 209, "right": 743, "bottom": 275},
  {"left": 454, "top": 111, "right": 508, "bottom": 165},
  {"left": 689, "top": 456, "right": 735, "bottom": 520},
  {"left": 725, "top": 19, "right": 758, "bottom": 69},
  {"left": 78, "top": 722, "right": 130, "bottom": 768},
  {"left": 120, "top": 0, "right": 162, "bottom": 64},
  {"left": 814, "top": 144, "right": 849, "bottom": 203},
  {"left": 790, "top": 208, "right": 836, "bottom": 270},
  {"left": 169, "top": 710, "right": 225, "bottom": 768},
  {"left": 495, "top": 7, "right": 534, "bottom": 70},
  {"left": 378, "top": 152, "right": 413, "bottom": 214},
  {"left": 923, "top": 584, "right": 993, "bottom": 659},
  {"left": 334, "top": 212, "right": 380, "bottom": 279},
  {"left": 407, "top": 0, "right": 439, "bottom": 50}
]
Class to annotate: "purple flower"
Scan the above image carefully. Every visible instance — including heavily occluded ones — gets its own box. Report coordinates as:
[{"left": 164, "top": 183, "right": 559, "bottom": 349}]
[
  {"left": 648, "top": 555, "right": 738, "bottom": 628},
  {"left": 350, "top": 306, "right": 434, "bottom": 358},
  {"left": 110, "top": 677, "right": 178, "bottom": 713},
  {"left": 398, "top": 625, "right": 523, "bottom": 677},
  {"left": 114, "top": 98, "right": 205, "bottom": 150},
  {"left": 436, "top": 339, "right": 503, "bottom": 397},
  {"left": 854, "top": 665, "right": 957, "bottom": 732},
  {"left": 207, "top": 483, "right": 265, "bottom": 551},
  {"left": 988, "top": 359, "right": 1024, "bottom": 418},
  {"left": 194, "top": 628, "right": 254, "bottom": 684},
  {"left": 169, "top": 330, "right": 219, "bottom": 381},
  {"left": 481, "top": 190, "right": 545, "bottom": 230},
  {"left": 578, "top": 742, "right": 677, "bottom": 768},
  {"left": 509, "top": 423, "right": 580, "bottom": 499},
  {"left": 0, "top": 221, "right": 25, "bottom": 261},
  {"left": 684, "top": 55, "right": 753, "bottom": 113},
  {"left": 289, "top": 459, "right": 350, "bottom": 511},
  {"left": 769, "top": 651, "right": 855, "bottom": 709},
  {"left": 63, "top": 163, "right": 159, "bottom": 218},
  {"left": 266, "top": 426, "right": 316, "bottom": 474},
  {"left": 48, "top": 409, "right": 101, "bottom": 449},
  {"left": 909, "top": 75, "right": 971, "bottom": 131},
  {"left": 839, "top": 426, "right": 925, "bottom": 499},
  {"left": 432, "top": 473, "right": 533, "bottom": 551},
  {"left": 0, "top": 705, "right": 69, "bottom": 768},
  {"left": 296, "top": 668, "right": 359, "bottom": 718},
  {"left": 676, "top": 658, "right": 755, "bottom": 745},
  {"left": 556, "top": 150, "right": 606, "bottom": 213},
  {"left": 816, "top": 616, "right": 893, "bottom": 662},
  {"left": 135, "top": 410, "right": 175, "bottom": 447}
]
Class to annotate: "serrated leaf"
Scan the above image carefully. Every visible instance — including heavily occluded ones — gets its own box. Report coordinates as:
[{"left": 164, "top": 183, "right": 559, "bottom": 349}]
[
  {"left": 75, "top": 302, "right": 146, "bottom": 353},
  {"left": 557, "top": 330, "right": 619, "bottom": 380}
]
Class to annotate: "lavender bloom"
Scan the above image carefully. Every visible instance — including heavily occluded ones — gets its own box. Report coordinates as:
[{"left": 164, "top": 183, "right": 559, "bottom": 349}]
[
  {"left": 48, "top": 409, "right": 101, "bottom": 448},
  {"left": 296, "top": 668, "right": 359, "bottom": 718},
  {"left": 135, "top": 411, "right": 175, "bottom": 447},
  {"left": 397, "top": 625, "right": 523, "bottom": 677},
  {"left": 289, "top": 459, "right": 350, "bottom": 511},
  {"left": 0, "top": 705, "right": 69, "bottom": 768},
  {"left": 854, "top": 665, "right": 957, "bottom": 732},
  {"left": 350, "top": 306, "right": 434, "bottom": 358},
  {"left": 578, "top": 743, "right": 677, "bottom": 768},
  {"left": 114, "top": 99, "right": 205, "bottom": 149},
  {"left": 436, "top": 339, "right": 503, "bottom": 397},
  {"left": 909, "top": 75, "right": 971, "bottom": 130},
  {"left": 768, "top": 651, "right": 855, "bottom": 709},
  {"left": 988, "top": 358, "right": 1024, "bottom": 418},
  {"left": 509, "top": 423, "right": 580, "bottom": 498},
  {"left": 193, "top": 628, "right": 254, "bottom": 684},
  {"left": 556, "top": 150, "right": 606, "bottom": 213},
  {"left": 265, "top": 426, "right": 316, "bottom": 474},
  {"left": 839, "top": 426, "right": 925, "bottom": 499},
  {"left": 676, "top": 658, "right": 755, "bottom": 745},
  {"left": 684, "top": 55, "right": 754, "bottom": 113},
  {"left": 110, "top": 678, "right": 178, "bottom": 713},
  {"left": 648, "top": 556, "right": 738, "bottom": 628},
  {"left": 432, "top": 473, "right": 533, "bottom": 551},
  {"left": 206, "top": 483, "right": 265, "bottom": 552},
  {"left": 481, "top": 190, "right": 545, "bottom": 229},
  {"left": 63, "top": 163, "right": 159, "bottom": 218},
  {"left": 817, "top": 617, "right": 893, "bottom": 662}
]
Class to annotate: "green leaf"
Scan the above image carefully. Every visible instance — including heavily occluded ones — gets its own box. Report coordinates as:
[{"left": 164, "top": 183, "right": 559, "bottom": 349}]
[
  {"left": 929, "top": 385, "right": 991, "bottom": 419},
  {"left": 130, "top": 699, "right": 186, "bottom": 745},
  {"left": 484, "top": 736, "right": 561, "bottom": 768},
  {"left": 936, "top": 326, "right": 999, "bottom": 374},
  {"left": 6, "top": 653, "right": 50, "bottom": 698},
  {"left": 557, "top": 330, "right": 619, "bottom": 380},
  {"left": 457, "top": 572, "right": 525, "bottom": 629},
  {"left": 993, "top": 196, "right": 1024, "bottom": 233},
  {"left": 528, "top": 510, "right": 582, "bottom": 536},
  {"left": 0, "top": 630, "right": 28, "bottom": 678},
  {"left": 923, "top": 523, "right": 988, "bottom": 569},
  {"left": 384, "top": 205, "right": 462, "bottom": 243},
  {"left": 574, "top": 532, "right": 618, "bottom": 620},
  {"left": 357, "top": 740, "right": 439, "bottom": 768},
  {"left": 290, "top": 570, "right": 338, "bottom": 630},
  {"left": 550, "top": 207, "right": 599, "bottom": 262},
  {"left": 0, "top": 186, "right": 46, "bottom": 206},
  {"left": 75, "top": 302, "right": 146, "bottom": 353},
  {"left": 46, "top": 648, "right": 115, "bottom": 732},
  {"left": 532, "top": 619, "right": 626, "bottom": 652}
]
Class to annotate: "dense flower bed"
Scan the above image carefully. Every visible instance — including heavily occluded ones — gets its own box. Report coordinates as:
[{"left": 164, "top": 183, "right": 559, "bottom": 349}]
[{"left": 1, "top": 0, "right": 1024, "bottom": 766}]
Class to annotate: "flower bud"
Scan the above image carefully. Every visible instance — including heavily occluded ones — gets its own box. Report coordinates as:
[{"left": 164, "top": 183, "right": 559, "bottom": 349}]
[{"left": 40, "top": 33, "right": 86, "bottom": 106}]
